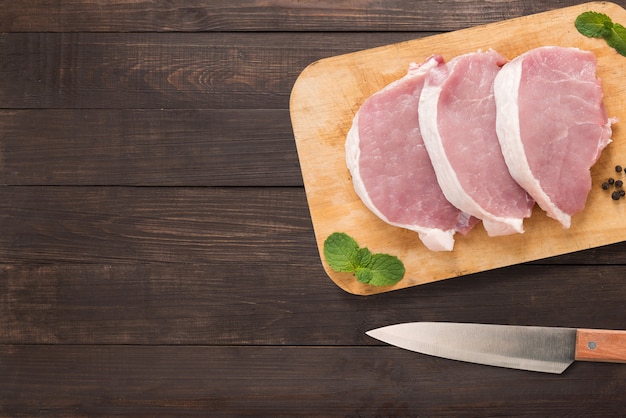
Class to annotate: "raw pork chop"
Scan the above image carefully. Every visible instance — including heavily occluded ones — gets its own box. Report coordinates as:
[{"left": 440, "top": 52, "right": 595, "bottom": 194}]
[
  {"left": 346, "top": 56, "right": 476, "bottom": 252},
  {"left": 494, "top": 46, "right": 614, "bottom": 228},
  {"left": 419, "top": 49, "right": 535, "bottom": 237}
]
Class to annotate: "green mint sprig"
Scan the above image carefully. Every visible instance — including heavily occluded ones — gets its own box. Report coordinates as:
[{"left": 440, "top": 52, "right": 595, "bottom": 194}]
[
  {"left": 575, "top": 11, "right": 626, "bottom": 57},
  {"left": 323, "top": 232, "right": 405, "bottom": 287}
]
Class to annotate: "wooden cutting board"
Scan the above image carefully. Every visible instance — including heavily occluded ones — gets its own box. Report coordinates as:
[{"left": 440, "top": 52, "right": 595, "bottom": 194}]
[{"left": 290, "top": 1, "right": 626, "bottom": 295}]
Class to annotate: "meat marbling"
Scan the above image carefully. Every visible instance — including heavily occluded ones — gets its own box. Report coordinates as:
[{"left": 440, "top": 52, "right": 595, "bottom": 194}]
[
  {"left": 419, "top": 49, "right": 535, "bottom": 236},
  {"left": 345, "top": 55, "right": 476, "bottom": 251},
  {"left": 494, "top": 46, "right": 614, "bottom": 228}
]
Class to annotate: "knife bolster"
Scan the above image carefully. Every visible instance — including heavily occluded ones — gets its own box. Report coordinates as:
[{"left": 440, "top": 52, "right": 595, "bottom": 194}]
[{"left": 575, "top": 329, "right": 626, "bottom": 363}]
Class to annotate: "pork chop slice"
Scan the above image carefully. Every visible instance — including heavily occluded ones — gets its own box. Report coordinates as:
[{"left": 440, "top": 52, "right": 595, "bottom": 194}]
[
  {"left": 346, "top": 55, "right": 477, "bottom": 251},
  {"left": 419, "top": 49, "right": 535, "bottom": 237},
  {"left": 494, "top": 46, "right": 614, "bottom": 228}
]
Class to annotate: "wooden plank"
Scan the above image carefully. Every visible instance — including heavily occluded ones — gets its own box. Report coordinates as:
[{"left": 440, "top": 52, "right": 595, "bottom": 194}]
[
  {"left": 291, "top": 2, "right": 626, "bottom": 294},
  {"left": 2, "top": 344, "right": 626, "bottom": 416},
  {"left": 2, "top": 263, "right": 626, "bottom": 345},
  {"left": 0, "top": 186, "right": 314, "bottom": 264},
  {"left": 2, "top": 185, "right": 626, "bottom": 267},
  {"left": 0, "top": 32, "right": 428, "bottom": 109},
  {"left": 0, "top": 0, "right": 586, "bottom": 33},
  {"left": 0, "top": 109, "right": 301, "bottom": 187}
]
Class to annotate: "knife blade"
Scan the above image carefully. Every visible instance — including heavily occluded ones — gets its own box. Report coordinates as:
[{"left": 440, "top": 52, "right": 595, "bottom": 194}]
[{"left": 366, "top": 322, "right": 626, "bottom": 373}]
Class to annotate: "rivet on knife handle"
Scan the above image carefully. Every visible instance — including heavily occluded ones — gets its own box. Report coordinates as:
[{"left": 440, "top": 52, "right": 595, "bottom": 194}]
[{"left": 575, "top": 329, "right": 626, "bottom": 363}]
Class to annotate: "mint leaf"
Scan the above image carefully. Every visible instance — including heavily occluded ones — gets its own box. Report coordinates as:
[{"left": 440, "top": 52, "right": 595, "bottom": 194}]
[
  {"left": 323, "top": 232, "right": 405, "bottom": 287},
  {"left": 354, "top": 267, "right": 374, "bottom": 284},
  {"left": 575, "top": 11, "right": 613, "bottom": 38},
  {"left": 323, "top": 232, "right": 359, "bottom": 272},
  {"left": 606, "top": 22, "right": 626, "bottom": 57},
  {"left": 575, "top": 11, "right": 626, "bottom": 57},
  {"left": 365, "top": 253, "right": 406, "bottom": 286},
  {"left": 354, "top": 247, "right": 372, "bottom": 266},
  {"left": 353, "top": 254, "right": 405, "bottom": 286}
]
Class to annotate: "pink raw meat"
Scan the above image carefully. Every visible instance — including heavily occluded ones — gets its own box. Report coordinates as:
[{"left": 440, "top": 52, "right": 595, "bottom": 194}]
[
  {"left": 345, "top": 56, "right": 477, "bottom": 251},
  {"left": 419, "top": 49, "right": 535, "bottom": 237},
  {"left": 494, "top": 46, "right": 614, "bottom": 228}
]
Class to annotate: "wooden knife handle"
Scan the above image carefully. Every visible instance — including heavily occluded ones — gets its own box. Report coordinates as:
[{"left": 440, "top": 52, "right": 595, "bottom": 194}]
[{"left": 575, "top": 329, "right": 626, "bottom": 363}]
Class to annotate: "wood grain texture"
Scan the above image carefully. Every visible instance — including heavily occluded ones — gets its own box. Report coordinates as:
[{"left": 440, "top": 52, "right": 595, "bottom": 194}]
[
  {"left": 0, "top": 0, "right": 587, "bottom": 33},
  {"left": 0, "top": 186, "right": 313, "bottom": 264},
  {"left": 291, "top": 2, "right": 626, "bottom": 294},
  {"left": 2, "top": 186, "right": 626, "bottom": 267},
  {"left": 576, "top": 329, "right": 626, "bottom": 362},
  {"left": 3, "top": 263, "right": 626, "bottom": 345},
  {"left": 0, "top": 32, "right": 428, "bottom": 109},
  {"left": 2, "top": 345, "right": 626, "bottom": 417},
  {"left": 0, "top": 109, "right": 301, "bottom": 186}
]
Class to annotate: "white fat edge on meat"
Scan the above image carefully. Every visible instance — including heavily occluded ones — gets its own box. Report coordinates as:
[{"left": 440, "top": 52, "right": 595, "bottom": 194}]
[
  {"left": 419, "top": 51, "right": 526, "bottom": 237},
  {"left": 345, "top": 58, "right": 456, "bottom": 252},
  {"left": 493, "top": 48, "right": 571, "bottom": 229}
]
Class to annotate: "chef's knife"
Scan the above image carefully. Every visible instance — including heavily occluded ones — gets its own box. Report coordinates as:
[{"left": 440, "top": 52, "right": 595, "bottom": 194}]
[{"left": 366, "top": 322, "right": 626, "bottom": 373}]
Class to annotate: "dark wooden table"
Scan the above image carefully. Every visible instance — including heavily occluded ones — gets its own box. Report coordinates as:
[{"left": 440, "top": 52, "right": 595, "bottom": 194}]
[{"left": 2, "top": 1, "right": 626, "bottom": 416}]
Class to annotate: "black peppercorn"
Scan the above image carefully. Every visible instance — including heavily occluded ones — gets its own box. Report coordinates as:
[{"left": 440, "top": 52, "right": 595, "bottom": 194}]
[
  {"left": 608, "top": 178, "right": 615, "bottom": 185},
  {"left": 617, "top": 180, "right": 624, "bottom": 188},
  {"left": 621, "top": 190, "right": 625, "bottom": 197},
  {"left": 612, "top": 191, "right": 621, "bottom": 200},
  {"left": 602, "top": 182, "right": 610, "bottom": 190},
  {"left": 617, "top": 165, "right": 623, "bottom": 173}
]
